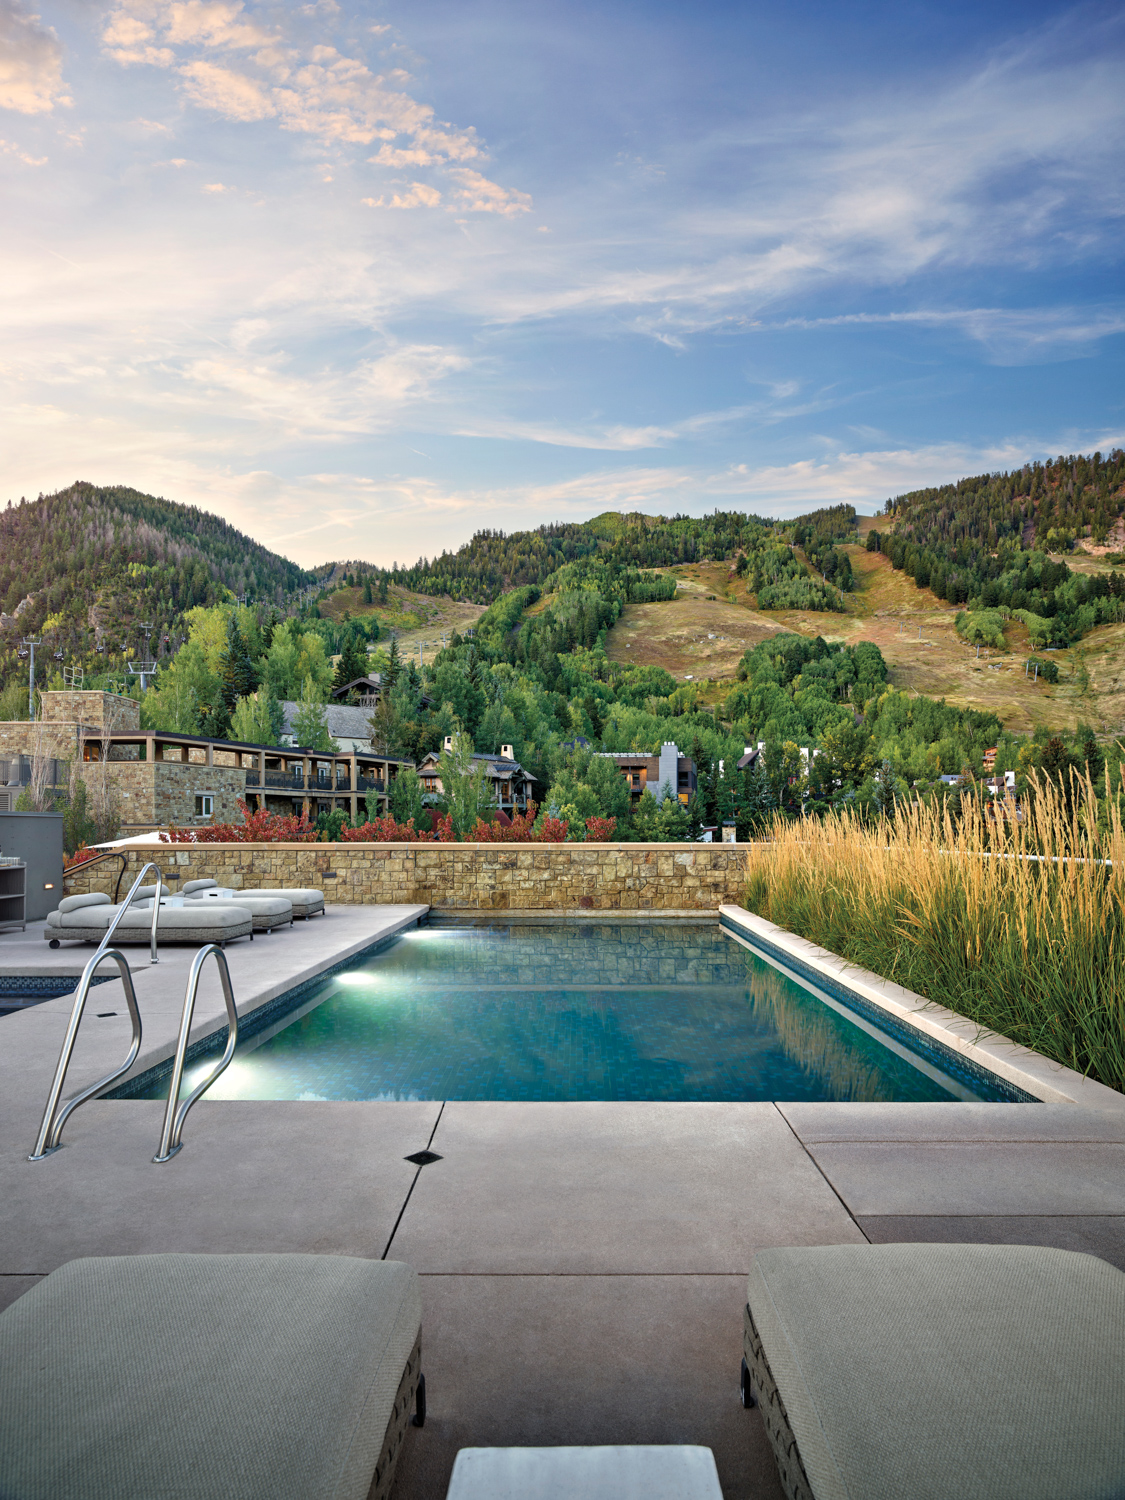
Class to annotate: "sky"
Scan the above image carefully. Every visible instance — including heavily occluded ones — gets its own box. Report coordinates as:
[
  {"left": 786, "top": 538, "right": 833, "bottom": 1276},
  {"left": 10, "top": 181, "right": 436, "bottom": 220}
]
[{"left": 1, "top": 0, "right": 1124, "bottom": 567}]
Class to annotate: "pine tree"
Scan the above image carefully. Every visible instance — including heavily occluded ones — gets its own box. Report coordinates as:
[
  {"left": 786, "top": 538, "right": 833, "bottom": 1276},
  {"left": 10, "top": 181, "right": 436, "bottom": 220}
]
[
  {"left": 333, "top": 634, "right": 368, "bottom": 696},
  {"left": 219, "top": 613, "right": 256, "bottom": 711}
]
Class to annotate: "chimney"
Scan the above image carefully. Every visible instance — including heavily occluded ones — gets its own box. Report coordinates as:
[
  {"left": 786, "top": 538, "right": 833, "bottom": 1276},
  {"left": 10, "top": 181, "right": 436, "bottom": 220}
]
[
  {"left": 443, "top": 735, "right": 454, "bottom": 753},
  {"left": 501, "top": 744, "right": 515, "bottom": 760}
]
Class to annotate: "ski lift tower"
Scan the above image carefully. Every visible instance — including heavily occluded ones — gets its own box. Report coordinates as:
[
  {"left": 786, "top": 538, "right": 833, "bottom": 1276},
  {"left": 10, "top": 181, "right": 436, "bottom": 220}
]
[
  {"left": 128, "top": 624, "right": 157, "bottom": 694},
  {"left": 19, "top": 636, "right": 41, "bottom": 720}
]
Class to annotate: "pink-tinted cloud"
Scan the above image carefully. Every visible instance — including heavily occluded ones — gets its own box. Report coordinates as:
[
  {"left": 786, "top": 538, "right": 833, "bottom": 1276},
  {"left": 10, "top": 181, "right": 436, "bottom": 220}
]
[{"left": 0, "top": 0, "right": 70, "bottom": 113}]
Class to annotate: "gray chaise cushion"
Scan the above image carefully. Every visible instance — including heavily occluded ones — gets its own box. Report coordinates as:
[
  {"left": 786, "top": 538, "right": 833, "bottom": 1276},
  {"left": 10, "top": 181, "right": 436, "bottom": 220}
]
[
  {"left": 185, "top": 894, "right": 293, "bottom": 930},
  {"left": 57, "top": 893, "right": 110, "bottom": 913},
  {"left": 267, "top": 887, "right": 326, "bottom": 916},
  {"left": 747, "top": 1243, "right": 1125, "bottom": 1500},
  {"left": 184, "top": 879, "right": 324, "bottom": 917},
  {"left": 45, "top": 905, "right": 252, "bottom": 943},
  {"left": 0, "top": 1253, "right": 422, "bottom": 1500}
]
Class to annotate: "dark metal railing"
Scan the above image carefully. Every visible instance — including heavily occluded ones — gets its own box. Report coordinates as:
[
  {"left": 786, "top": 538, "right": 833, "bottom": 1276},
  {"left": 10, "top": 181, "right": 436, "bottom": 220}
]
[{"left": 258, "top": 771, "right": 305, "bottom": 790}]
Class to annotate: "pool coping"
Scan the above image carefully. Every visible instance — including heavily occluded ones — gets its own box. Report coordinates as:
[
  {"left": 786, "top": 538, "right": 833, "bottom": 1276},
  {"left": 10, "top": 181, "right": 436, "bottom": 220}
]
[{"left": 719, "top": 905, "right": 1125, "bottom": 1115}]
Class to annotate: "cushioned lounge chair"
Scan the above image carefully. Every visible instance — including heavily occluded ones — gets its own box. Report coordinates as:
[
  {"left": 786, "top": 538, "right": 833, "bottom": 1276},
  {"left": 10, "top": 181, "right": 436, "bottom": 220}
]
[
  {"left": 741, "top": 1243, "right": 1125, "bottom": 1500},
  {"left": 45, "top": 892, "right": 252, "bottom": 947},
  {"left": 182, "top": 888, "right": 294, "bottom": 932},
  {"left": 0, "top": 1253, "right": 424, "bottom": 1500},
  {"left": 183, "top": 877, "right": 325, "bottom": 919}
]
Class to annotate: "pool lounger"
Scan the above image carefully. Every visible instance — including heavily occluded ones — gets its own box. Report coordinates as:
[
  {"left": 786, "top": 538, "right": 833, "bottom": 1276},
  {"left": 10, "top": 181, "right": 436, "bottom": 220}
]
[
  {"left": 184, "top": 877, "right": 326, "bottom": 919},
  {"left": 742, "top": 1243, "right": 1125, "bottom": 1500},
  {"left": 0, "top": 1253, "right": 425, "bottom": 1500},
  {"left": 45, "top": 891, "right": 252, "bottom": 947},
  {"left": 182, "top": 889, "right": 294, "bottom": 932}
]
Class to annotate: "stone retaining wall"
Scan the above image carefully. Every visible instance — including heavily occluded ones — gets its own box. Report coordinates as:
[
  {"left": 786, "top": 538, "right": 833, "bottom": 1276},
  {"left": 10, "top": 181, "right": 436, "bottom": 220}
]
[{"left": 63, "top": 842, "right": 749, "bottom": 911}]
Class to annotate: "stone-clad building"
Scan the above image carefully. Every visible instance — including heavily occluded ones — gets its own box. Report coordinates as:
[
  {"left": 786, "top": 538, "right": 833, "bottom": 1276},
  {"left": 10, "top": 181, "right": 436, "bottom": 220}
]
[{"left": 0, "top": 691, "right": 409, "bottom": 832}]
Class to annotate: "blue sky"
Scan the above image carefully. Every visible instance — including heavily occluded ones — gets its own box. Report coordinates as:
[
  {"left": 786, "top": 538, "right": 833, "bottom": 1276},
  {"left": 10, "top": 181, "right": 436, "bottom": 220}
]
[{"left": 2, "top": 0, "right": 1123, "bottom": 566}]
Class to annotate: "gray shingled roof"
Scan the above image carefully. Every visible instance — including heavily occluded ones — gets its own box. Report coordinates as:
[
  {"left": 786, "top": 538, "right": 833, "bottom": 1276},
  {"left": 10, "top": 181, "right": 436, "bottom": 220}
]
[{"left": 280, "top": 701, "right": 375, "bottom": 744}]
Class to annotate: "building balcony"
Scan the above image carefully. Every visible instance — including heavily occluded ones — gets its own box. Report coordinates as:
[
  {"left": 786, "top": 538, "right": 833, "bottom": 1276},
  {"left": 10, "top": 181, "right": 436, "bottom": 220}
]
[{"left": 253, "top": 772, "right": 306, "bottom": 790}]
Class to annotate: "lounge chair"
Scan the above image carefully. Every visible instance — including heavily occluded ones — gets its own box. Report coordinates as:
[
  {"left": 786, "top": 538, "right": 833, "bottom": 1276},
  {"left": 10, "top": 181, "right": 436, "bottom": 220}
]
[
  {"left": 180, "top": 885, "right": 294, "bottom": 932},
  {"left": 0, "top": 1253, "right": 424, "bottom": 1500},
  {"left": 45, "top": 891, "right": 252, "bottom": 948},
  {"left": 741, "top": 1243, "right": 1125, "bottom": 1500},
  {"left": 183, "top": 877, "right": 325, "bottom": 919}
]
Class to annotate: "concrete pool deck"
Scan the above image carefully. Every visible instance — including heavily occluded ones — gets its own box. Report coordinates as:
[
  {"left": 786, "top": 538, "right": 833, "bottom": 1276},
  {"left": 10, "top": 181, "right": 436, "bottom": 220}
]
[{"left": 2, "top": 909, "right": 1125, "bottom": 1500}]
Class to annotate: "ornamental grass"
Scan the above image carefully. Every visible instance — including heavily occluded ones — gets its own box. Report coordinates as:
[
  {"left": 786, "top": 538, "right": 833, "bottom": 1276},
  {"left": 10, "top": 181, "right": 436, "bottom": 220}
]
[{"left": 743, "top": 772, "right": 1125, "bottom": 1094}]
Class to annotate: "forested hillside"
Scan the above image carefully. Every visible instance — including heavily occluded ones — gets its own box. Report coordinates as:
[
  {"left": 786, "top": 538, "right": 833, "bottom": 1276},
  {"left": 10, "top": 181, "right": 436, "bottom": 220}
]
[
  {"left": 872, "top": 451, "right": 1125, "bottom": 647},
  {"left": 0, "top": 482, "right": 312, "bottom": 678}
]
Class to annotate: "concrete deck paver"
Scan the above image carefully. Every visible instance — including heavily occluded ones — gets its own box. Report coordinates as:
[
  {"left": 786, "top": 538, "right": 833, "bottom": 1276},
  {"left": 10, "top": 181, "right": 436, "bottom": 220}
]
[
  {"left": 858, "top": 1215, "right": 1125, "bottom": 1271},
  {"left": 0, "top": 1099, "right": 439, "bottom": 1272},
  {"left": 779, "top": 1101, "right": 1125, "bottom": 1142},
  {"left": 808, "top": 1142, "right": 1125, "bottom": 1215},
  {"left": 389, "top": 1102, "right": 866, "bottom": 1275},
  {"left": 387, "top": 1274, "right": 783, "bottom": 1500}
]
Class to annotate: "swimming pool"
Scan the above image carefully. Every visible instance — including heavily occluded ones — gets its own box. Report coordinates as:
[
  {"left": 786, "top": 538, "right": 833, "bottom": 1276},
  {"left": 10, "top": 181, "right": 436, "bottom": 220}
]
[{"left": 120, "top": 921, "right": 1032, "bottom": 1104}]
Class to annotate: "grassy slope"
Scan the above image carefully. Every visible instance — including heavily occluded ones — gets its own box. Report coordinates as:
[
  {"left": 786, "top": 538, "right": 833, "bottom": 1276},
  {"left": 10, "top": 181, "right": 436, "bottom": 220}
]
[
  {"left": 603, "top": 548, "right": 1125, "bottom": 734},
  {"left": 317, "top": 580, "right": 486, "bottom": 660}
]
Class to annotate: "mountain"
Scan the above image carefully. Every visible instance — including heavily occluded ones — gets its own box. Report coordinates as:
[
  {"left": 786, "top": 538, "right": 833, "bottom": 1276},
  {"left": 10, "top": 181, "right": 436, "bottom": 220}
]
[
  {"left": 0, "top": 482, "right": 312, "bottom": 669},
  {"left": 363, "top": 507, "right": 848, "bottom": 603}
]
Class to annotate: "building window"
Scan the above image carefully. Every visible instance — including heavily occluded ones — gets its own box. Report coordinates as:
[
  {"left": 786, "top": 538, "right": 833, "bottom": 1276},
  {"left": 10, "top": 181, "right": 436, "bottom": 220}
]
[{"left": 194, "top": 793, "right": 214, "bottom": 819}]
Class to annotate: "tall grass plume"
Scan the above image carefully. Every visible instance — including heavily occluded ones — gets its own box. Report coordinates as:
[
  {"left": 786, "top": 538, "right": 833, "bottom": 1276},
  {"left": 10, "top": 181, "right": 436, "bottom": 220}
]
[{"left": 743, "top": 773, "right": 1125, "bottom": 1094}]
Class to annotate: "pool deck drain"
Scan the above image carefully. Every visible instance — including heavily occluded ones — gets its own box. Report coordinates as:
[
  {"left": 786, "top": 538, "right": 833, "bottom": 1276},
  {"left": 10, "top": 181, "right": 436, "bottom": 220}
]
[{"left": 2, "top": 908, "right": 1124, "bottom": 1500}]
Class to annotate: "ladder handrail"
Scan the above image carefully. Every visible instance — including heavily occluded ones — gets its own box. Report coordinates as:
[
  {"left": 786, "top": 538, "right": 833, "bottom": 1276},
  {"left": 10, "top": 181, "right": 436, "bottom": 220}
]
[
  {"left": 102, "top": 860, "right": 166, "bottom": 967},
  {"left": 28, "top": 948, "right": 142, "bottom": 1159},
  {"left": 28, "top": 860, "right": 165, "bottom": 1160},
  {"left": 153, "top": 944, "right": 239, "bottom": 1163}
]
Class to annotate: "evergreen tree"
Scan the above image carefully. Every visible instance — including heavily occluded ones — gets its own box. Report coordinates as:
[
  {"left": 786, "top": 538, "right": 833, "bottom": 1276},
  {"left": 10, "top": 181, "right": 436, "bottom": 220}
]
[
  {"left": 385, "top": 635, "right": 401, "bottom": 687},
  {"left": 362, "top": 575, "right": 373, "bottom": 605},
  {"left": 333, "top": 633, "right": 368, "bottom": 697},
  {"left": 219, "top": 612, "right": 256, "bottom": 712}
]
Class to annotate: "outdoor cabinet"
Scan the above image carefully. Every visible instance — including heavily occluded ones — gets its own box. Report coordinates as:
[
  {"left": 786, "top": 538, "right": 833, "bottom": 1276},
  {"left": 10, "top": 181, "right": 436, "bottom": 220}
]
[
  {"left": 0, "top": 860, "right": 26, "bottom": 932},
  {"left": 0, "top": 812, "right": 64, "bottom": 921}
]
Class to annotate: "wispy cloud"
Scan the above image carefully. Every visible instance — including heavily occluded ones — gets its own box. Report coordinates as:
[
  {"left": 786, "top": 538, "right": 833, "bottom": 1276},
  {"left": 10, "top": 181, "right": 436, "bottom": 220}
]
[
  {"left": 764, "top": 306, "right": 1125, "bottom": 363},
  {"left": 100, "top": 0, "right": 531, "bottom": 215}
]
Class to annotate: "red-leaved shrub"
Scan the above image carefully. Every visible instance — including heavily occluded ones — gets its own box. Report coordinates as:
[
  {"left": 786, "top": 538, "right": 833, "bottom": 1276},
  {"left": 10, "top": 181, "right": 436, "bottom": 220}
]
[
  {"left": 161, "top": 802, "right": 318, "bottom": 843},
  {"left": 340, "top": 815, "right": 426, "bottom": 842},
  {"left": 583, "top": 816, "right": 617, "bottom": 841}
]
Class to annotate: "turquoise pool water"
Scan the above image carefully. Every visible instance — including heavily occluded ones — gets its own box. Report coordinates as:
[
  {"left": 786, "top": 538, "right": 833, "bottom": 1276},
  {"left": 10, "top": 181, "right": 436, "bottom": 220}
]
[{"left": 125, "top": 922, "right": 1027, "bottom": 1104}]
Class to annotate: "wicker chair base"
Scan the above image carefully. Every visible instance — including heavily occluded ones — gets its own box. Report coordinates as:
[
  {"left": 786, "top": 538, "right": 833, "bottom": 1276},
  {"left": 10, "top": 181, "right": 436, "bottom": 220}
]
[
  {"left": 743, "top": 1302, "right": 815, "bottom": 1500},
  {"left": 367, "top": 1331, "right": 423, "bottom": 1500}
]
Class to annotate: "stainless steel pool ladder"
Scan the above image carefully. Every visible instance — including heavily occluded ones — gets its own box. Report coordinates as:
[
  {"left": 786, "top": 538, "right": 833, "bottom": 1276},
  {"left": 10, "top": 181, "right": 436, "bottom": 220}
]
[
  {"left": 29, "top": 863, "right": 165, "bottom": 1160},
  {"left": 152, "top": 944, "right": 239, "bottom": 1163}
]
